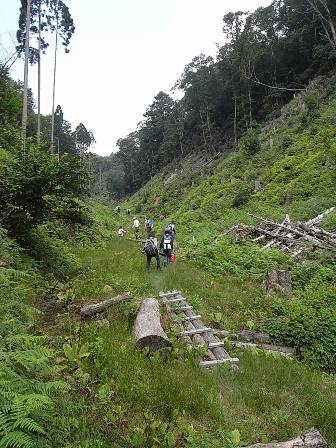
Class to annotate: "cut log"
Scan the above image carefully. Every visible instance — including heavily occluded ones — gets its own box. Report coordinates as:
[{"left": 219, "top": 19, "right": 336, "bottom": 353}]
[
  {"left": 266, "top": 268, "right": 292, "bottom": 295},
  {"left": 133, "top": 297, "right": 171, "bottom": 351},
  {"left": 305, "top": 207, "right": 335, "bottom": 226},
  {"left": 80, "top": 293, "right": 133, "bottom": 317},
  {"left": 244, "top": 428, "right": 327, "bottom": 448}
]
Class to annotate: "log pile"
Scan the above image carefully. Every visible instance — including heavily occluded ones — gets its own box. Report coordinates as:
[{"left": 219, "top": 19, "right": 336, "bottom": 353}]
[{"left": 224, "top": 208, "right": 335, "bottom": 257}]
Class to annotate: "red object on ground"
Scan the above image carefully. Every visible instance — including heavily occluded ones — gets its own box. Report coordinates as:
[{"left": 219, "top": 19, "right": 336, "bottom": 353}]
[{"left": 169, "top": 254, "right": 176, "bottom": 263}]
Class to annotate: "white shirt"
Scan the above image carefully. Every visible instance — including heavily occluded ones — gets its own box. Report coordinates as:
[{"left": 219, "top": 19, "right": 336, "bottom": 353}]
[
  {"left": 132, "top": 219, "right": 140, "bottom": 228},
  {"left": 118, "top": 228, "right": 125, "bottom": 236}
]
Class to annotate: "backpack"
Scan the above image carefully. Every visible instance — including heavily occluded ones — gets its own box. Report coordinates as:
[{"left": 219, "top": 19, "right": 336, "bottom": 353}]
[
  {"left": 169, "top": 223, "right": 175, "bottom": 233},
  {"left": 144, "top": 239, "right": 158, "bottom": 256},
  {"left": 163, "top": 236, "right": 172, "bottom": 250},
  {"left": 146, "top": 218, "right": 153, "bottom": 228}
]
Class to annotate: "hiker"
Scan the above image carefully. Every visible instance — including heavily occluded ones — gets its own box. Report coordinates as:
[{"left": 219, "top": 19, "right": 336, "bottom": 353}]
[
  {"left": 160, "top": 228, "right": 174, "bottom": 266},
  {"left": 159, "top": 215, "right": 164, "bottom": 221},
  {"left": 142, "top": 232, "right": 161, "bottom": 271},
  {"left": 168, "top": 222, "right": 176, "bottom": 238},
  {"left": 114, "top": 206, "right": 120, "bottom": 214},
  {"left": 127, "top": 208, "right": 131, "bottom": 218},
  {"left": 132, "top": 217, "right": 140, "bottom": 238},
  {"left": 145, "top": 217, "right": 153, "bottom": 235},
  {"left": 117, "top": 226, "right": 126, "bottom": 238}
]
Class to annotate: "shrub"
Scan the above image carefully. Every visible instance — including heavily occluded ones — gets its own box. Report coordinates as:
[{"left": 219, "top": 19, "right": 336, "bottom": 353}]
[{"left": 240, "top": 129, "right": 261, "bottom": 155}]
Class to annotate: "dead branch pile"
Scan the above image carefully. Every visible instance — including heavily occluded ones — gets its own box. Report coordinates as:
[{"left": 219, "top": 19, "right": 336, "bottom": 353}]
[{"left": 224, "top": 207, "right": 335, "bottom": 257}]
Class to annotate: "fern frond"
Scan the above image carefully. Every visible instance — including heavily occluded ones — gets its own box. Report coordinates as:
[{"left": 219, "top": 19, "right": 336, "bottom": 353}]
[
  {"left": 12, "top": 418, "right": 46, "bottom": 435},
  {"left": 0, "top": 430, "right": 35, "bottom": 448}
]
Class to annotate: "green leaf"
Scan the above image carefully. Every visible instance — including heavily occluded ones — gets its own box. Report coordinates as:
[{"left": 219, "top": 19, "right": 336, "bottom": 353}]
[{"left": 231, "top": 429, "right": 241, "bottom": 446}]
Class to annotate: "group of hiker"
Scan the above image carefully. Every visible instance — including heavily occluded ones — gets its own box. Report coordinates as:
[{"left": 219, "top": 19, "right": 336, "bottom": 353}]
[{"left": 116, "top": 212, "right": 177, "bottom": 271}]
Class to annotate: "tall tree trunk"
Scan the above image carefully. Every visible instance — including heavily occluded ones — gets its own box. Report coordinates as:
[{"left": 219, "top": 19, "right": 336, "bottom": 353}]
[
  {"left": 234, "top": 95, "right": 238, "bottom": 147},
  {"left": 248, "top": 85, "right": 253, "bottom": 127},
  {"left": 199, "top": 108, "right": 208, "bottom": 148},
  {"left": 205, "top": 105, "right": 215, "bottom": 153},
  {"left": 50, "top": 9, "right": 59, "bottom": 153},
  {"left": 37, "top": 0, "right": 41, "bottom": 145},
  {"left": 21, "top": 0, "right": 32, "bottom": 158}
]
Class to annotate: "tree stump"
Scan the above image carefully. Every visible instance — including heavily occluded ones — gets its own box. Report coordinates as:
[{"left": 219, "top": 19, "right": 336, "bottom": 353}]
[
  {"left": 245, "top": 428, "right": 327, "bottom": 448},
  {"left": 266, "top": 268, "right": 292, "bottom": 295},
  {"left": 133, "top": 298, "right": 171, "bottom": 351},
  {"left": 254, "top": 180, "right": 262, "bottom": 193}
]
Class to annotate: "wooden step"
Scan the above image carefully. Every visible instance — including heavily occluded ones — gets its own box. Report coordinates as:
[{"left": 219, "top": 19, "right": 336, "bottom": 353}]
[
  {"left": 159, "top": 291, "right": 181, "bottom": 298},
  {"left": 163, "top": 297, "right": 184, "bottom": 303},
  {"left": 208, "top": 341, "right": 225, "bottom": 349},
  {"left": 174, "top": 305, "right": 193, "bottom": 311},
  {"left": 183, "top": 327, "right": 212, "bottom": 336},
  {"left": 174, "top": 315, "right": 202, "bottom": 322},
  {"left": 200, "top": 357, "right": 239, "bottom": 368}
]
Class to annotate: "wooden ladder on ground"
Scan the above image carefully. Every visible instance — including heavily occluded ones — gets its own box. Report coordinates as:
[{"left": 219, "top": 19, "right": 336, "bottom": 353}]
[{"left": 159, "top": 291, "right": 239, "bottom": 368}]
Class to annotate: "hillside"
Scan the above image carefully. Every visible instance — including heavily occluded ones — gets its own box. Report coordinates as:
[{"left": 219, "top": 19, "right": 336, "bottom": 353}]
[{"left": 122, "top": 77, "right": 336, "bottom": 372}]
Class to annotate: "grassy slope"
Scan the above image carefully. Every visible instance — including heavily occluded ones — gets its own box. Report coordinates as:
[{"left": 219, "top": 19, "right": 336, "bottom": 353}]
[{"left": 43, "top": 238, "right": 336, "bottom": 447}]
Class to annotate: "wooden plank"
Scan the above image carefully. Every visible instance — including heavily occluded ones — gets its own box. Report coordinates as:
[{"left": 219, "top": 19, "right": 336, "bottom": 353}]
[
  {"left": 183, "top": 327, "right": 212, "bottom": 336},
  {"left": 163, "top": 297, "right": 184, "bottom": 303},
  {"left": 174, "top": 315, "right": 202, "bottom": 322},
  {"left": 208, "top": 341, "right": 225, "bottom": 348},
  {"left": 175, "top": 305, "right": 193, "bottom": 311},
  {"left": 159, "top": 291, "right": 181, "bottom": 298},
  {"left": 200, "top": 358, "right": 239, "bottom": 367}
]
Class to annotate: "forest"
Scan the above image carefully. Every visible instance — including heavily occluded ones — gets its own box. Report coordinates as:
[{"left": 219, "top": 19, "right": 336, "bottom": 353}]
[{"left": 0, "top": 0, "right": 336, "bottom": 447}]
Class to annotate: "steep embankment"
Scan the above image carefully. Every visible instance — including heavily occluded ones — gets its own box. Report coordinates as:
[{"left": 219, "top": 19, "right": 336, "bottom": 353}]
[{"left": 123, "top": 78, "right": 336, "bottom": 371}]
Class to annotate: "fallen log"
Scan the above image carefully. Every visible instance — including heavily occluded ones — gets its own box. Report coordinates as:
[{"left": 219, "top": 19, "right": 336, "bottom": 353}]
[
  {"left": 305, "top": 207, "right": 335, "bottom": 226},
  {"left": 80, "top": 293, "right": 133, "bottom": 317},
  {"left": 133, "top": 297, "right": 171, "bottom": 351},
  {"left": 213, "top": 329, "right": 271, "bottom": 343},
  {"left": 230, "top": 341, "right": 294, "bottom": 357},
  {"left": 244, "top": 428, "right": 327, "bottom": 448}
]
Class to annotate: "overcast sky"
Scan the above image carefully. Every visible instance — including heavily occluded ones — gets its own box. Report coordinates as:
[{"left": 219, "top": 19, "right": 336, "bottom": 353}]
[{"left": 1, "top": 0, "right": 270, "bottom": 155}]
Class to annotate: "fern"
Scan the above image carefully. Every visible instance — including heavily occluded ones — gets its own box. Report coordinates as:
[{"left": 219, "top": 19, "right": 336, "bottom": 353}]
[{"left": 0, "top": 431, "right": 35, "bottom": 448}]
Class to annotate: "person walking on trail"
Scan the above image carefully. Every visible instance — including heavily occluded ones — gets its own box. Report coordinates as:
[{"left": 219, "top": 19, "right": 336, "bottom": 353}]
[
  {"left": 117, "top": 226, "right": 126, "bottom": 238},
  {"left": 114, "top": 206, "right": 120, "bottom": 214},
  {"left": 160, "top": 228, "right": 174, "bottom": 266},
  {"left": 127, "top": 208, "right": 131, "bottom": 218},
  {"left": 168, "top": 222, "right": 176, "bottom": 238},
  {"left": 142, "top": 232, "right": 161, "bottom": 272},
  {"left": 132, "top": 217, "right": 140, "bottom": 239},
  {"left": 145, "top": 217, "right": 153, "bottom": 236}
]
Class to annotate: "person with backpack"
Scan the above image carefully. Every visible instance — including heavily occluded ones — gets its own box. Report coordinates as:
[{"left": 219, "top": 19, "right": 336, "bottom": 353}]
[
  {"left": 132, "top": 217, "right": 140, "bottom": 239},
  {"left": 168, "top": 222, "right": 176, "bottom": 238},
  {"left": 145, "top": 217, "right": 153, "bottom": 235},
  {"left": 160, "top": 228, "right": 174, "bottom": 266},
  {"left": 142, "top": 232, "right": 161, "bottom": 271},
  {"left": 127, "top": 208, "right": 131, "bottom": 218},
  {"left": 117, "top": 226, "right": 126, "bottom": 238}
]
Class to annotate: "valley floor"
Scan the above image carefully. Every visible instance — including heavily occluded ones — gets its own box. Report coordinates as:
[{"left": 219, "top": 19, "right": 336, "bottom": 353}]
[{"left": 42, "top": 238, "right": 336, "bottom": 447}]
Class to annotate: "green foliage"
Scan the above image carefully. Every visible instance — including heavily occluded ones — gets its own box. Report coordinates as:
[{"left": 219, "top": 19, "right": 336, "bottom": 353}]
[
  {"left": 0, "top": 235, "right": 69, "bottom": 447},
  {"left": 240, "top": 129, "right": 261, "bottom": 156}
]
